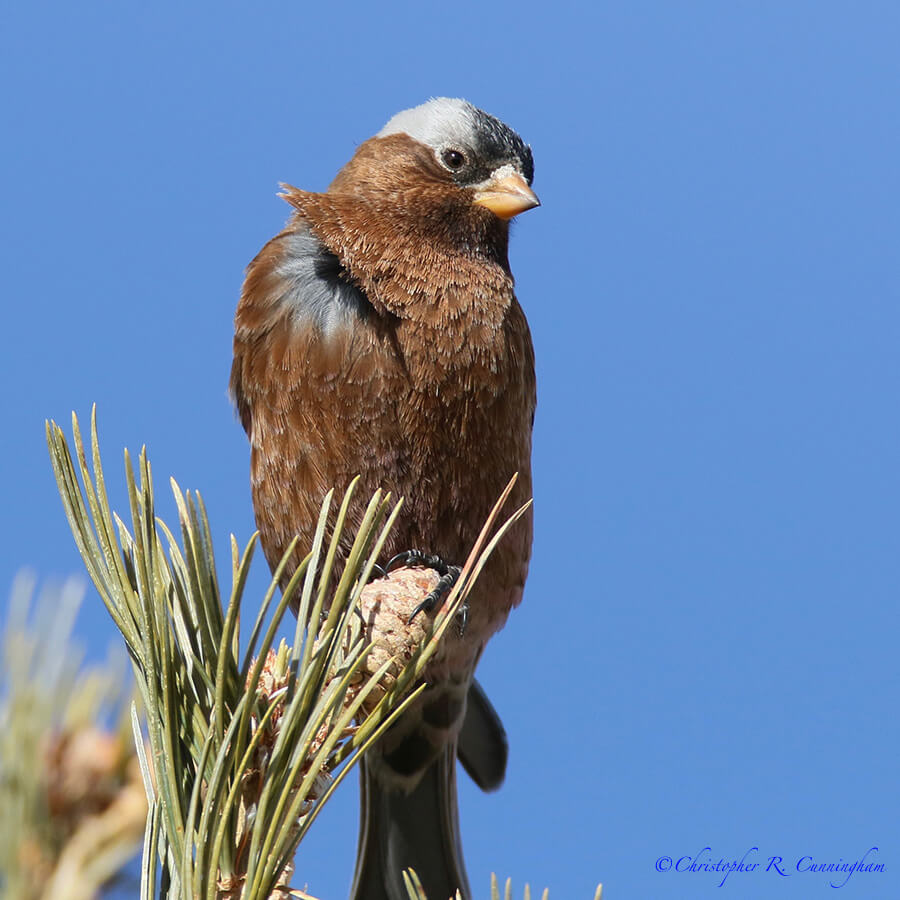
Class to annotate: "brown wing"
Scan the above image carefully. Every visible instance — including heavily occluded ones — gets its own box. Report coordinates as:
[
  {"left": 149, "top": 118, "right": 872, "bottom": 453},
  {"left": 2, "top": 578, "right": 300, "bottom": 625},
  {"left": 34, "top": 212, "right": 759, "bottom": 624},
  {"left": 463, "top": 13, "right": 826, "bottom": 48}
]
[{"left": 231, "top": 223, "right": 408, "bottom": 581}]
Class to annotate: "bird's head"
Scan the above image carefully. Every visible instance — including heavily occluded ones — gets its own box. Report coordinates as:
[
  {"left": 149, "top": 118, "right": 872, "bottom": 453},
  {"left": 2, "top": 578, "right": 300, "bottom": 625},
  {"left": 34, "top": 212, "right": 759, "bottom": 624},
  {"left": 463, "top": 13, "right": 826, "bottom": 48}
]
[{"left": 328, "top": 98, "right": 539, "bottom": 231}]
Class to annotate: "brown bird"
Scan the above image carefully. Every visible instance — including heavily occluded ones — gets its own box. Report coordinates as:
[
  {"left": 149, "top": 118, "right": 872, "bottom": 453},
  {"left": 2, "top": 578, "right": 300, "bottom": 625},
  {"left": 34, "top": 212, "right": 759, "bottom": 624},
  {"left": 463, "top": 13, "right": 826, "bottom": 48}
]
[{"left": 230, "top": 97, "right": 538, "bottom": 900}]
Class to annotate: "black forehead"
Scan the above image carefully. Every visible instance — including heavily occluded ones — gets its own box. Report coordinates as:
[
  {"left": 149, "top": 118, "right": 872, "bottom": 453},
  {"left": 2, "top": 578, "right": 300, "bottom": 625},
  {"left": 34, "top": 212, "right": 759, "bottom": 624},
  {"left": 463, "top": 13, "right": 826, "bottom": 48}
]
[{"left": 468, "top": 106, "right": 535, "bottom": 184}]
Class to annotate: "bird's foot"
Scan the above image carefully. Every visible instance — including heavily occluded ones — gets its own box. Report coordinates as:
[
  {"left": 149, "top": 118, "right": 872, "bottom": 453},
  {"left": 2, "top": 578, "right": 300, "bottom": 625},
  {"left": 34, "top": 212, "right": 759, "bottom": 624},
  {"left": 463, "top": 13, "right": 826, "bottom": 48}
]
[
  {"left": 385, "top": 549, "right": 446, "bottom": 573},
  {"left": 385, "top": 550, "right": 465, "bottom": 631},
  {"left": 410, "top": 565, "right": 464, "bottom": 629}
]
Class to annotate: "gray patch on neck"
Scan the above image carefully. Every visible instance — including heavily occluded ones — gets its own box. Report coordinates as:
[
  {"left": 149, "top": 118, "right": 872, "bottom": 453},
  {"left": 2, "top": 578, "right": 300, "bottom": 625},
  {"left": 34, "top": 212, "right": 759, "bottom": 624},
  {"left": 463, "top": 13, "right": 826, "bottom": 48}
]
[{"left": 275, "top": 227, "right": 371, "bottom": 334}]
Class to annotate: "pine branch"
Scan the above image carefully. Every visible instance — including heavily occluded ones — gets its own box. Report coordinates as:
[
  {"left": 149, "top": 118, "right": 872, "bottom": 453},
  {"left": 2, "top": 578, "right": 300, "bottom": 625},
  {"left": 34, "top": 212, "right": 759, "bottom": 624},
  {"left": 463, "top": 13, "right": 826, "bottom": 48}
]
[{"left": 45, "top": 408, "right": 529, "bottom": 900}]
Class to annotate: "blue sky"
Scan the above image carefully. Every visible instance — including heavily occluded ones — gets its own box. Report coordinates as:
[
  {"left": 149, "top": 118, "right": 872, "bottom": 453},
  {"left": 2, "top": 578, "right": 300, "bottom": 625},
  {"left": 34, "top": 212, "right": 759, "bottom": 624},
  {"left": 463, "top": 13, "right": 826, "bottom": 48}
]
[{"left": 2, "top": 2, "right": 898, "bottom": 898}]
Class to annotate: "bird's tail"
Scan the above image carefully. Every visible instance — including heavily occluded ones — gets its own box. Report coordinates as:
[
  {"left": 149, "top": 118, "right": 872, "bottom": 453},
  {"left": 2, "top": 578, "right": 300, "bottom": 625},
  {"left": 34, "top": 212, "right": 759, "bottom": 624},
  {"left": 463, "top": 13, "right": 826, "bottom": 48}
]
[{"left": 350, "top": 744, "right": 470, "bottom": 900}]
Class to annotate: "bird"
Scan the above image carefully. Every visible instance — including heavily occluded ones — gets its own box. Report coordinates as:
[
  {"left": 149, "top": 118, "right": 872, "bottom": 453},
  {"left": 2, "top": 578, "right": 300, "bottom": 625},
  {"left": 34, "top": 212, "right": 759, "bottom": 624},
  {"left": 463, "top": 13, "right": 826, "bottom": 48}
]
[{"left": 230, "top": 97, "right": 538, "bottom": 900}]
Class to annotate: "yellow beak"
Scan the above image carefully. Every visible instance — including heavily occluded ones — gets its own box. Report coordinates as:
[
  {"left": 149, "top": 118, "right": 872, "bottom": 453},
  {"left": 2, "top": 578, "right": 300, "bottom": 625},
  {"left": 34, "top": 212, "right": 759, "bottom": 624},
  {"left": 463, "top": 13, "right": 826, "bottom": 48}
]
[{"left": 473, "top": 170, "right": 540, "bottom": 220}]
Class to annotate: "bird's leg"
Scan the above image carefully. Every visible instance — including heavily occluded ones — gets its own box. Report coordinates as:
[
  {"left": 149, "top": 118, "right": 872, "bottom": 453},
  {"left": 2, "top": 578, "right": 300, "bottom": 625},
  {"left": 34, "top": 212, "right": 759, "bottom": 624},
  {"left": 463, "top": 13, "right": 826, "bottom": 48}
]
[
  {"left": 384, "top": 550, "right": 465, "bottom": 631},
  {"left": 411, "top": 564, "right": 462, "bottom": 625}
]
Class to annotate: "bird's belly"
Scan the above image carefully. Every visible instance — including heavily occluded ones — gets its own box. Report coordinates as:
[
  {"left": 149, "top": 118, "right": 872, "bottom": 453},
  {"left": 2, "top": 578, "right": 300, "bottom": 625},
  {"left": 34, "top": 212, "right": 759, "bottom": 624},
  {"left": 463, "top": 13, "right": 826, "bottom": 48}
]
[{"left": 249, "top": 319, "right": 533, "bottom": 650}]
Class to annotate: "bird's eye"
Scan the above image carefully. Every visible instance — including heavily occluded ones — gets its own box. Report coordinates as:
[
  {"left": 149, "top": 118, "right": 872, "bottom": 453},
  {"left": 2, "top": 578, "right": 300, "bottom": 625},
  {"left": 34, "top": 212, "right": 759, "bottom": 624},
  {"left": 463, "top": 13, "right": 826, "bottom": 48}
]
[{"left": 440, "top": 148, "right": 467, "bottom": 170}]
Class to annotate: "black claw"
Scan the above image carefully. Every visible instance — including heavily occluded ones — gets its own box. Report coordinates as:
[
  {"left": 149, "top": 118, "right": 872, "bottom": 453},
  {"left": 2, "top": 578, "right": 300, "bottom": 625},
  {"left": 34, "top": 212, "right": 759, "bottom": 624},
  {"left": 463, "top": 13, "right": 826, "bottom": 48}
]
[
  {"left": 368, "top": 562, "right": 388, "bottom": 581},
  {"left": 408, "top": 565, "right": 462, "bottom": 623},
  {"left": 456, "top": 600, "right": 469, "bottom": 636},
  {"left": 386, "top": 549, "right": 448, "bottom": 574},
  {"left": 384, "top": 550, "right": 463, "bottom": 624}
]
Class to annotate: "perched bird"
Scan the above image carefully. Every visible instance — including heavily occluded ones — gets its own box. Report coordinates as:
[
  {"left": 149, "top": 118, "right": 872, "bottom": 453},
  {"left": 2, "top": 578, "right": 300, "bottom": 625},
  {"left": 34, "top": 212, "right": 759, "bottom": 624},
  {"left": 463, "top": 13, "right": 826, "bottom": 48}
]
[{"left": 230, "top": 97, "right": 538, "bottom": 900}]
